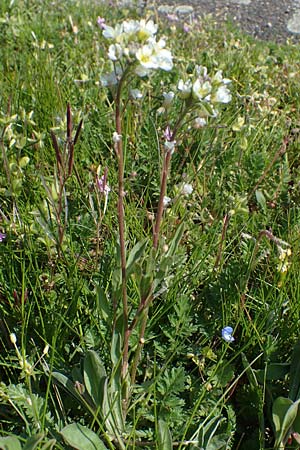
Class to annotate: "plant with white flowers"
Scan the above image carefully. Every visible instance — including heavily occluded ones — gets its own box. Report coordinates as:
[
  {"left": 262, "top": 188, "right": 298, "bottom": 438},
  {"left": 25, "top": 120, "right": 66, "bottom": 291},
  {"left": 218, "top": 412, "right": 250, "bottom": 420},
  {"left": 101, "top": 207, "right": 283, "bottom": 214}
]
[
  {"left": 99, "top": 17, "right": 173, "bottom": 86},
  {"left": 97, "top": 17, "right": 233, "bottom": 425},
  {"left": 177, "top": 65, "right": 232, "bottom": 118}
]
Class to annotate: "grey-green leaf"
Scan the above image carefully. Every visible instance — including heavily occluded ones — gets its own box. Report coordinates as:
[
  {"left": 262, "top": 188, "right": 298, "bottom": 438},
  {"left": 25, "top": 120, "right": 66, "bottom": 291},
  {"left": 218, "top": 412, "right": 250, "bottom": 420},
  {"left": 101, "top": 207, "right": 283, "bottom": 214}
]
[
  {"left": 272, "top": 397, "right": 300, "bottom": 448},
  {"left": 166, "top": 222, "right": 185, "bottom": 257},
  {"left": 96, "top": 285, "right": 111, "bottom": 323},
  {"left": 206, "top": 434, "right": 228, "bottom": 450},
  {"left": 289, "top": 339, "right": 300, "bottom": 401},
  {"left": 158, "top": 420, "right": 172, "bottom": 450},
  {"left": 23, "top": 434, "right": 44, "bottom": 450},
  {"left": 84, "top": 350, "right": 106, "bottom": 408},
  {"left": 52, "top": 372, "right": 81, "bottom": 400},
  {"left": 40, "top": 440, "right": 56, "bottom": 450},
  {"left": 0, "top": 436, "right": 22, "bottom": 450},
  {"left": 60, "top": 423, "right": 108, "bottom": 450},
  {"left": 255, "top": 190, "right": 266, "bottom": 212},
  {"left": 126, "top": 239, "right": 148, "bottom": 277}
]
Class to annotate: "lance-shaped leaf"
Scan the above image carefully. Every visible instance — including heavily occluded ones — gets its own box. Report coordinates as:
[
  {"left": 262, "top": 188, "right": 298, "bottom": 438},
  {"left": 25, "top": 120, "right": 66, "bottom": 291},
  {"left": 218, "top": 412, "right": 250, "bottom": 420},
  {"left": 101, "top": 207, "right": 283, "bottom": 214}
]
[
  {"left": 83, "top": 350, "right": 106, "bottom": 408},
  {"left": 60, "top": 423, "right": 108, "bottom": 450}
]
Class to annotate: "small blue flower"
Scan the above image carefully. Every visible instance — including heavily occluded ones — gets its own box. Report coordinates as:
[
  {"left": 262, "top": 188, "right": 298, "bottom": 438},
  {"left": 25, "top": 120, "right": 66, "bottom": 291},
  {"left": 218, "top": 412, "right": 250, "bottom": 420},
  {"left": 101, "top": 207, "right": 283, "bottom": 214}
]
[
  {"left": 222, "top": 326, "right": 235, "bottom": 343},
  {"left": 0, "top": 232, "right": 6, "bottom": 242}
]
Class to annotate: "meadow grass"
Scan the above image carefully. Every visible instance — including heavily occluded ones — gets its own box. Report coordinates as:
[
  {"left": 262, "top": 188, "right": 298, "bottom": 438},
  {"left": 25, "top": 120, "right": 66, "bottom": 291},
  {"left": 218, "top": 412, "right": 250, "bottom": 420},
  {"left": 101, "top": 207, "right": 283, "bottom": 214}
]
[{"left": 1, "top": 1, "right": 300, "bottom": 449}]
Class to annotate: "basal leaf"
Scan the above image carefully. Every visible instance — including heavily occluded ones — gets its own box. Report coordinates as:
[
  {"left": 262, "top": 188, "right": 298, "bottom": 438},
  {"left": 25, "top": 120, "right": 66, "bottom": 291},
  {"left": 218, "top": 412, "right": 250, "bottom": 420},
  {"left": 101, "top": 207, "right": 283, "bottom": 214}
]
[
  {"left": 102, "top": 376, "right": 124, "bottom": 437},
  {"left": 289, "top": 339, "right": 300, "bottom": 401},
  {"left": 96, "top": 285, "right": 111, "bottom": 323},
  {"left": 40, "top": 440, "right": 56, "bottom": 450},
  {"left": 84, "top": 350, "right": 106, "bottom": 408},
  {"left": 60, "top": 423, "right": 108, "bottom": 450},
  {"left": 52, "top": 372, "right": 81, "bottom": 400},
  {"left": 0, "top": 436, "right": 22, "bottom": 450},
  {"left": 206, "top": 434, "right": 228, "bottom": 450},
  {"left": 23, "top": 434, "right": 44, "bottom": 450},
  {"left": 272, "top": 397, "right": 300, "bottom": 448}
]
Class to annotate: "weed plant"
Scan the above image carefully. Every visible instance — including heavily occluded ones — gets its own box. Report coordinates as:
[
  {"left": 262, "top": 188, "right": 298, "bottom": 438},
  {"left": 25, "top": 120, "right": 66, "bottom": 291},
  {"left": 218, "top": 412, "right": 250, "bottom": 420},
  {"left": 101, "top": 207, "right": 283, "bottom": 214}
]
[{"left": 1, "top": 1, "right": 300, "bottom": 449}]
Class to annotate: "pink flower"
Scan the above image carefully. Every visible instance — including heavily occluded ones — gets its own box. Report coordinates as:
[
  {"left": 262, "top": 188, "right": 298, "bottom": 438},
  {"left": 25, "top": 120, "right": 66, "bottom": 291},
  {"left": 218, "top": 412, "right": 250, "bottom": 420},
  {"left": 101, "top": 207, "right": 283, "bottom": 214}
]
[
  {"left": 96, "top": 168, "right": 111, "bottom": 197},
  {"left": 97, "top": 17, "right": 106, "bottom": 30},
  {"left": 164, "top": 126, "right": 173, "bottom": 141},
  {"left": 97, "top": 175, "right": 111, "bottom": 196}
]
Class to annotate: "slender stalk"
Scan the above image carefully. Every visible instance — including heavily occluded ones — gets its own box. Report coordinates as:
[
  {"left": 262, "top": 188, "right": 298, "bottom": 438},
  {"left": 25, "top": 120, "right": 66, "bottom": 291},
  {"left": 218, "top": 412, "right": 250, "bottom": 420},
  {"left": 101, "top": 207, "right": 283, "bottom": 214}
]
[
  {"left": 214, "top": 212, "right": 230, "bottom": 270},
  {"left": 153, "top": 103, "right": 190, "bottom": 249},
  {"left": 153, "top": 149, "right": 172, "bottom": 249},
  {"left": 131, "top": 104, "right": 191, "bottom": 385},
  {"left": 114, "top": 72, "right": 130, "bottom": 381},
  {"left": 130, "top": 307, "right": 148, "bottom": 386}
]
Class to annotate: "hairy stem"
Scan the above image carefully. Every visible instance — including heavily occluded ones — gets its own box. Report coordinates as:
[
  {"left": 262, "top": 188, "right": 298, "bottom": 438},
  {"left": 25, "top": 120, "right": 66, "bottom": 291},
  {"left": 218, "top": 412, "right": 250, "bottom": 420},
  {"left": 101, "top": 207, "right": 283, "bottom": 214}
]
[
  {"left": 153, "top": 104, "right": 189, "bottom": 249},
  {"left": 114, "top": 73, "right": 129, "bottom": 382},
  {"left": 132, "top": 107, "right": 190, "bottom": 384},
  {"left": 153, "top": 149, "right": 172, "bottom": 249}
]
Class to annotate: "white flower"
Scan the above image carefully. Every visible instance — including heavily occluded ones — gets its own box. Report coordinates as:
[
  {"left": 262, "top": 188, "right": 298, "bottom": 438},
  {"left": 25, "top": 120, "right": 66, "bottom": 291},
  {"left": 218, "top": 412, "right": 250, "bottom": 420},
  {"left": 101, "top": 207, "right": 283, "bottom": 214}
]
[
  {"left": 163, "top": 196, "right": 172, "bottom": 207},
  {"left": 278, "top": 246, "right": 292, "bottom": 261},
  {"left": 177, "top": 79, "right": 192, "bottom": 99},
  {"left": 136, "top": 43, "right": 158, "bottom": 69},
  {"left": 278, "top": 261, "right": 290, "bottom": 273},
  {"left": 164, "top": 140, "right": 176, "bottom": 154},
  {"left": 212, "top": 70, "right": 231, "bottom": 85},
  {"left": 108, "top": 43, "right": 123, "bottom": 61},
  {"left": 194, "top": 117, "right": 207, "bottom": 128},
  {"left": 113, "top": 131, "right": 122, "bottom": 143},
  {"left": 192, "top": 79, "right": 212, "bottom": 101},
  {"left": 102, "top": 23, "right": 123, "bottom": 40},
  {"left": 195, "top": 65, "right": 208, "bottom": 78},
  {"left": 162, "top": 91, "right": 175, "bottom": 108},
  {"left": 155, "top": 47, "right": 173, "bottom": 71},
  {"left": 181, "top": 183, "right": 193, "bottom": 195},
  {"left": 212, "top": 70, "right": 224, "bottom": 84},
  {"left": 123, "top": 19, "right": 140, "bottom": 37},
  {"left": 130, "top": 88, "right": 143, "bottom": 99},
  {"left": 136, "top": 38, "right": 173, "bottom": 72},
  {"left": 213, "top": 85, "right": 232, "bottom": 103},
  {"left": 137, "top": 19, "right": 158, "bottom": 41},
  {"left": 97, "top": 174, "right": 111, "bottom": 196}
]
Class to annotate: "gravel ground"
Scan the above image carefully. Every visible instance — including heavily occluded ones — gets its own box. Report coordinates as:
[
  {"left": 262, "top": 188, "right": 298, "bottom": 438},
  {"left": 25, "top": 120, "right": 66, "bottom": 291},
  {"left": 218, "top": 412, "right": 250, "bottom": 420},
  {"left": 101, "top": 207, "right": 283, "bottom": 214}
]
[{"left": 152, "top": 0, "right": 300, "bottom": 43}]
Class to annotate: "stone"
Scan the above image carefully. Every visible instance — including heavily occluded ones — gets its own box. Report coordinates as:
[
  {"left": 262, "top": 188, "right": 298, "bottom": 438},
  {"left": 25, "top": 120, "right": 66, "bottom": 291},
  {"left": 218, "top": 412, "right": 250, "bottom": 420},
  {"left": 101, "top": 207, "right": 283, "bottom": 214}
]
[
  {"left": 174, "top": 4, "right": 194, "bottom": 15},
  {"left": 229, "top": 0, "right": 251, "bottom": 4},
  {"left": 157, "top": 4, "right": 174, "bottom": 14},
  {"left": 287, "top": 11, "right": 300, "bottom": 34}
]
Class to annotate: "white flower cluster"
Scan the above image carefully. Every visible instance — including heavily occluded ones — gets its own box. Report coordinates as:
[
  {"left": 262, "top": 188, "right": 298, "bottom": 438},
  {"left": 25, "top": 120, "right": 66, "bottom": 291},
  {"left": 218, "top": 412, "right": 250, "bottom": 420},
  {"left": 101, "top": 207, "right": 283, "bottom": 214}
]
[
  {"left": 177, "top": 65, "right": 232, "bottom": 116},
  {"left": 100, "top": 18, "right": 173, "bottom": 86}
]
